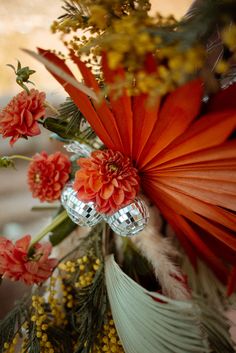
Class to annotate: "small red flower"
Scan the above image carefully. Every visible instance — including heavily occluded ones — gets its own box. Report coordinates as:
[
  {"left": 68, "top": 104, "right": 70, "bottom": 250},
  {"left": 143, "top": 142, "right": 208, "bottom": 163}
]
[
  {"left": 28, "top": 151, "right": 71, "bottom": 202},
  {"left": 0, "top": 235, "right": 57, "bottom": 285},
  {"left": 74, "top": 149, "right": 140, "bottom": 214},
  {"left": 0, "top": 89, "right": 46, "bottom": 145}
]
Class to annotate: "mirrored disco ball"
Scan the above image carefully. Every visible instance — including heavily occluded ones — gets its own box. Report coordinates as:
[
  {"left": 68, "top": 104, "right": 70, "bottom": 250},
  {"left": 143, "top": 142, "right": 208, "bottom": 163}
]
[
  {"left": 107, "top": 198, "right": 149, "bottom": 236},
  {"left": 65, "top": 190, "right": 103, "bottom": 227},
  {"left": 61, "top": 182, "right": 74, "bottom": 208},
  {"left": 64, "top": 141, "right": 93, "bottom": 157}
]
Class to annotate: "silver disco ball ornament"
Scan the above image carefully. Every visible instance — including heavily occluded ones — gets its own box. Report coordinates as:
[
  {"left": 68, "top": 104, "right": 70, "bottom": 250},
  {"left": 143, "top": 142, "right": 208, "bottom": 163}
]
[
  {"left": 107, "top": 198, "right": 149, "bottom": 237},
  {"left": 61, "top": 182, "right": 102, "bottom": 227},
  {"left": 65, "top": 189, "right": 103, "bottom": 227},
  {"left": 61, "top": 182, "right": 74, "bottom": 208}
]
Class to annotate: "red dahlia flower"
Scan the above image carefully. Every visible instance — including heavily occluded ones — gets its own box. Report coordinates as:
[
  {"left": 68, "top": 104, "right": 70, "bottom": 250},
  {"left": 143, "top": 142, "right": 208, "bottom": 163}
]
[
  {"left": 0, "top": 89, "right": 46, "bottom": 145},
  {"left": 0, "top": 235, "right": 57, "bottom": 285},
  {"left": 74, "top": 150, "right": 140, "bottom": 213},
  {"left": 39, "top": 48, "right": 236, "bottom": 292},
  {"left": 28, "top": 151, "right": 71, "bottom": 202}
]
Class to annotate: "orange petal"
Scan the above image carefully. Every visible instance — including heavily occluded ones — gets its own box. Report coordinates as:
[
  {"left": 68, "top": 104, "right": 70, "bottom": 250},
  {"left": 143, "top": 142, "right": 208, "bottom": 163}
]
[
  {"left": 100, "top": 184, "right": 114, "bottom": 199},
  {"left": 89, "top": 175, "right": 103, "bottom": 192},
  {"left": 112, "top": 188, "right": 125, "bottom": 205}
]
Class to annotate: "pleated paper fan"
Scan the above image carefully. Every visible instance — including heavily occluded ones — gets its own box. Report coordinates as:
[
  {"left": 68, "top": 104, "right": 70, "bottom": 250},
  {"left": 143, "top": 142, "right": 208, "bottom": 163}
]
[
  {"left": 36, "top": 48, "right": 236, "bottom": 292},
  {"left": 105, "top": 255, "right": 234, "bottom": 353}
]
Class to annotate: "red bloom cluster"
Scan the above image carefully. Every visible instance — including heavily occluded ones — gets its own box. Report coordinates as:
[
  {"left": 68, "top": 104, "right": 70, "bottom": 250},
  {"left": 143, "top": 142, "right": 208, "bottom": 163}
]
[
  {"left": 0, "top": 235, "right": 57, "bottom": 285},
  {"left": 74, "top": 149, "right": 140, "bottom": 214},
  {"left": 0, "top": 89, "right": 46, "bottom": 145},
  {"left": 28, "top": 151, "right": 71, "bottom": 202}
]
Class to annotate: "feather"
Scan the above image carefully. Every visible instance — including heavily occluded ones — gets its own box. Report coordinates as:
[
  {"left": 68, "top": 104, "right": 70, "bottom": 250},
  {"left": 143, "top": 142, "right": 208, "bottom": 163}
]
[
  {"left": 105, "top": 255, "right": 210, "bottom": 353},
  {"left": 182, "top": 257, "right": 236, "bottom": 309},
  {"left": 131, "top": 204, "right": 191, "bottom": 301}
]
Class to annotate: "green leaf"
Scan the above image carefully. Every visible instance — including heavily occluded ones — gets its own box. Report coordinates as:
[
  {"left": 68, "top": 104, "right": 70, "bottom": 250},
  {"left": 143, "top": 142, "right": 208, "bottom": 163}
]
[
  {"left": 43, "top": 117, "right": 76, "bottom": 139},
  {"left": 105, "top": 255, "right": 210, "bottom": 353},
  {"left": 47, "top": 326, "right": 73, "bottom": 353},
  {"left": 49, "top": 214, "right": 77, "bottom": 246},
  {"left": 0, "top": 296, "right": 29, "bottom": 350}
]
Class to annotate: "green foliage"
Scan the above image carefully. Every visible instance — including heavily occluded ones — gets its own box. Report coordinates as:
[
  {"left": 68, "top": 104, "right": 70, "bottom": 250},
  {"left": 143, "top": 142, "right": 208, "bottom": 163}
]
[
  {"left": 0, "top": 157, "right": 15, "bottom": 169},
  {"left": 7, "top": 60, "right": 36, "bottom": 93},
  {"left": 24, "top": 321, "right": 41, "bottom": 353},
  {"left": 46, "top": 326, "right": 73, "bottom": 353},
  {"left": 59, "top": 0, "right": 89, "bottom": 24},
  {"left": 163, "top": 0, "right": 236, "bottom": 47},
  {"left": 58, "top": 97, "right": 86, "bottom": 133},
  {"left": 71, "top": 265, "right": 107, "bottom": 353},
  {"left": 58, "top": 224, "right": 108, "bottom": 353},
  {"left": 49, "top": 210, "right": 77, "bottom": 246},
  {"left": 58, "top": 0, "right": 151, "bottom": 27},
  {"left": 44, "top": 98, "right": 96, "bottom": 144},
  {"left": 0, "top": 296, "right": 29, "bottom": 351}
]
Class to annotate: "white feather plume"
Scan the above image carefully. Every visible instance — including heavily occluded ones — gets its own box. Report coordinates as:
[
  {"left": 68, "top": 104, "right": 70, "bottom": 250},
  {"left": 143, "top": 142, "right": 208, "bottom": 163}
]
[{"left": 131, "top": 204, "right": 190, "bottom": 301}]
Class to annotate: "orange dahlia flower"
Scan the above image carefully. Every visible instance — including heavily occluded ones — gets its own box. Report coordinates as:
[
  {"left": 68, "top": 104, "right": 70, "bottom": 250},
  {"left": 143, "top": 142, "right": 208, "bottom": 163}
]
[
  {"left": 74, "top": 150, "right": 140, "bottom": 213},
  {"left": 0, "top": 89, "right": 45, "bottom": 145},
  {"left": 39, "top": 48, "right": 236, "bottom": 293},
  {"left": 0, "top": 235, "right": 57, "bottom": 285},
  {"left": 28, "top": 151, "right": 71, "bottom": 202}
]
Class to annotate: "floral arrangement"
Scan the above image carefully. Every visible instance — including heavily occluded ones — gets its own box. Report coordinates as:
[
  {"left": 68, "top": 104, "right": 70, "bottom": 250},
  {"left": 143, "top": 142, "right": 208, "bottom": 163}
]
[{"left": 0, "top": 0, "right": 236, "bottom": 352}]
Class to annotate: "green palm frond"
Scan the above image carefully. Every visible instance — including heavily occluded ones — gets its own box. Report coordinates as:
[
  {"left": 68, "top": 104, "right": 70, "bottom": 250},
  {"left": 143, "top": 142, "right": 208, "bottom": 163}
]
[
  {"left": 198, "top": 299, "right": 235, "bottom": 353},
  {"left": 58, "top": 97, "right": 85, "bottom": 132},
  {"left": 43, "top": 98, "right": 96, "bottom": 143},
  {"left": 105, "top": 255, "right": 210, "bottom": 353}
]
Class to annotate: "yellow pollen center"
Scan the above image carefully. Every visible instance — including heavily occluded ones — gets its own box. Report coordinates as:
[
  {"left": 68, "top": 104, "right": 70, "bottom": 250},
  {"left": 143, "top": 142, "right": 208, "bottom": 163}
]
[
  {"left": 108, "top": 163, "right": 118, "bottom": 172},
  {"left": 34, "top": 173, "right": 41, "bottom": 183}
]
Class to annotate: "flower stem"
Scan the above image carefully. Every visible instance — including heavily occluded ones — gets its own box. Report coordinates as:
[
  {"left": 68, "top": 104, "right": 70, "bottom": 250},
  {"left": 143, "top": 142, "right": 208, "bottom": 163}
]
[
  {"left": 44, "top": 100, "right": 60, "bottom": 116},
  {"left": 30, "top": 209, "right": 68, "bottom": 247},
  {"left": 9, "top": 155, "right": 33, "bottom": 162}
]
